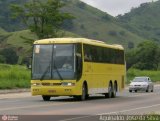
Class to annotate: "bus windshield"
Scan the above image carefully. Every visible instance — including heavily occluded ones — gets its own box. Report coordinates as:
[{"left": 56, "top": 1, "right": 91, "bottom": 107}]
[{"left": 32, "top": 44, "right": 76, "bottom": 80}]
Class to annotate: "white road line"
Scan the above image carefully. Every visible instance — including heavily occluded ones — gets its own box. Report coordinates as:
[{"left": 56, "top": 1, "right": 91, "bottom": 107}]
[{"left": 59, "top": 103, "right": 160, "bottom": 121}]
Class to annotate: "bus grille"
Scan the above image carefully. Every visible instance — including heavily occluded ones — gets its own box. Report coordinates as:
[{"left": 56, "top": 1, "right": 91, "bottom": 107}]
[{"left": 42, "top": 83, "right": 61, "bottom": 86}]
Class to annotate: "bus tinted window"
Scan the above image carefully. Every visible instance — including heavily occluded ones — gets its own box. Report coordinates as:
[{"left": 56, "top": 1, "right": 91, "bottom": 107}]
[{"left": 84, "top": 44, "right": 124, "bottom": 64}]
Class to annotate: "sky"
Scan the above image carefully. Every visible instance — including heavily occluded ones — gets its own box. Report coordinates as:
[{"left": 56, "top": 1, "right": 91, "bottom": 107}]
[{"left": 80, "top": 0, "right": 158, "bottom": 16}]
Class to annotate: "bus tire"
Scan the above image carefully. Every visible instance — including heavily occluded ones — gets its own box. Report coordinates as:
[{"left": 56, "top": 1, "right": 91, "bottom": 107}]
[
  {"left": 105, "top": 82, "right": 112, "bottom": 98},
  {"left": 78, "top": 83, "right": 87, "bottom": 101},
  {"left": 112, "top": 82, "right": 117, "bottom": 98},
  {"left": 42, "top": 95, "right": 51, "bottom": 101}
]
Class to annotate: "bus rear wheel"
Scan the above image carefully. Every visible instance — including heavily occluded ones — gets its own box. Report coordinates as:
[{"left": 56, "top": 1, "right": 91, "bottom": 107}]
[
  {"left": 112, "top": 83, "right": 117, "bottom": 98},
  {"left": 42, "top": 95, "right": 51, "bottom": 101},
  {"left": 105, "top": 82, "right": 112, "bottom": 98}
]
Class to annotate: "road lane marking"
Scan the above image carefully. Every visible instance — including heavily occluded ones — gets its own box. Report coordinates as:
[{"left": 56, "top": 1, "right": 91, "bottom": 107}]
[{"left": 59, "top": 103, "right": 160, "bottom": 121}]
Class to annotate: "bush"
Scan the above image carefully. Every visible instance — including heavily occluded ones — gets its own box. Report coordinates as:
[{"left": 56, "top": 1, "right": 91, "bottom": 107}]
[
  {"left": 101, "top": 14, "right": 110, "bottom": 21},
  {"left": 127, "top": 68, "right": 160, "bottom": 83},
  {"left": 0, "top": 47, "right": 18, "bottom": 64},
  {"left": 62, "top": 19, "right": 74, "bottom": 30},
  {"left": 76, "top": 2, "right": 86, "bottom": 9},
  {"left": 128, "top": 41, "right": 134, "bottom": 49},
  {"left": 0, "top": 55, "right": 6, "bottom": 63},
  {"left": 92, "top": 32, "right": 99, "bottom": 38},
  {"left": 108, "top": 30, "right": 118, "bottom": 36},
  {"left": 0, "top": 64, "right": 30, "bottom": 89},
  {"left": 119, "top": 30, "right": 126, "bottom": 36}
]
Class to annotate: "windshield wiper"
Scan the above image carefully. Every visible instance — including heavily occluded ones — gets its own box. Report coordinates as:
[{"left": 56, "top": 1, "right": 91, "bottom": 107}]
[
  {"left": 40, "top": 64, "right": 51, "bottom": 81},
  {"left": 54, "top": 61, "right": 63, "bottom": 81}
]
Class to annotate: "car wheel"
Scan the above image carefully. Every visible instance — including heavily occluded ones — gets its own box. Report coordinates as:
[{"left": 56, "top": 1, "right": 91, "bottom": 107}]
[
  {"left": 151, "top": 86, "right": 154, "bottom": 92},
  {"left": 146, "top": 86, "right": 149, "bottom": 92},
  {"left": 135, "top": 90, "right": 137, "bottom": 93},
  {"left": 129, "top": 90, "right": 132, "bottom": 93},
  {"left": 42, "top": 96, "right": 51, "bottom": 101}
]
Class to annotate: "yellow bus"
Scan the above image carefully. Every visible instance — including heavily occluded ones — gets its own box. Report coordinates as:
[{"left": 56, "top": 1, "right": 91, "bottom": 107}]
[{"left": 31, "top": 38, "right": 126, "bottom": 101}]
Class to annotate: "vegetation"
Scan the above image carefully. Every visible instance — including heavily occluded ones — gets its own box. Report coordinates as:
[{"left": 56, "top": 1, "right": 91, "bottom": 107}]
[
  {"left": 11, "top": 0, "right": 74, "bottom": 40},
  {"left": 62, "top": 0, "right": 146, "bottom": 48},
  {"left": 127, "top": 68, "right": 160, "bottom": 83},
  {"left": 0, "top": 47, "right": 18, "bottom": 64},
  {"left": 126, "top": 41, "right": 160, "bottom": 70},
  {"left": 0, "top": 0, "right": 146, "bottom": 48},
  {"left": 117, "top": 0, "right": 160, "bottom": 43},
  {"left": 0, "top": 64, "right": 30, "bottom": 89},
  {"left": 0, "top": 0, "right": 160, "bottom": 89},
  {"left": 0, "top": 0, "right": 26, "bottom": 31},
  {"left": 0, "top": 0, "right": 148, "bottom": 66}
]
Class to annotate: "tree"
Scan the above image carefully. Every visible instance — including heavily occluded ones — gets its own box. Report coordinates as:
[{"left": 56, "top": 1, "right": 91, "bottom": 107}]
[
  {"left": 126, "top": 41, "right": 160, "bottom": 70},
  {"left": 11, "top": 0, "right": 74, "bottom": 39},
  {"left": 135, "top": 41, "right": 159, "bottom": 70},
  {"left": 128, "top": 41, "right": 134, "bottom": 49},
  {"left": 126, "top": 49, "right": 137, "bottom": 70}
]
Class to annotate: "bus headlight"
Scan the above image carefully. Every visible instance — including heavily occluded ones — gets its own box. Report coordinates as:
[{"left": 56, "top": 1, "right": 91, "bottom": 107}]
[
  {"left": 61, "top": 82, "right": 75, "bottom": 86},
  {"left": 32, "top": 83, "right": 41, "bottom": 86}
]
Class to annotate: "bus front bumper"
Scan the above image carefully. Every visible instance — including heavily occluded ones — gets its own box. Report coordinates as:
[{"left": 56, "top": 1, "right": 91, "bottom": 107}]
[{"left": 31, "top": 86, "right": 80, "bottom": 96}]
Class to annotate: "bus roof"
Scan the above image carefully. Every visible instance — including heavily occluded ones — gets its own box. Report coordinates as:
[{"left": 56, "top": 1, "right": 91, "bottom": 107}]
[{"left": 34, "top": 38, "right": 124, "bottom": 50}]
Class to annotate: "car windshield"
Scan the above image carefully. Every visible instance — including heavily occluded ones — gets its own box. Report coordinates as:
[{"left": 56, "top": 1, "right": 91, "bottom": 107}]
[
  {"left": 132, "top": 78, "right": 148, "bottom": 82},
  {"left": 32, "top": 44, "right": 76, "bottom": 80}
]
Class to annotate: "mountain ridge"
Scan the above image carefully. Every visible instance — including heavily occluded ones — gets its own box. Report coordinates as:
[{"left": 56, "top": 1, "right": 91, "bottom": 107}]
[
  {"left": 0, "top": 0, "right": 147, "bottom": 51},
  {"left": 117, "top": 0, "right": 160, "bottom": 43}
]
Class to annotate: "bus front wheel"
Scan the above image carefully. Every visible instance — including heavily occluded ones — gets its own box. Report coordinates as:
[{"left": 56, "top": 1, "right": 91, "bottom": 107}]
[
  {"left": 42, "top": 95, "right": 51, "bottom": 101},
  {"left": 76, "top": 83, "right": 87, "bottom": 101}
]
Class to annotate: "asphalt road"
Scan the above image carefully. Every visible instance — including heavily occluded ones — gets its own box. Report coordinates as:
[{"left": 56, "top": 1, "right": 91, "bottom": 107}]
[{"left": 0, "top": 85, "right": 160, "bottom": 121}]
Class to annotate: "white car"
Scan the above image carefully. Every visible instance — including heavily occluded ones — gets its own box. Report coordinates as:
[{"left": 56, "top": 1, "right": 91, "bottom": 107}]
[{"left": 129, "top": 77, "right": 154, "bottom": 92}]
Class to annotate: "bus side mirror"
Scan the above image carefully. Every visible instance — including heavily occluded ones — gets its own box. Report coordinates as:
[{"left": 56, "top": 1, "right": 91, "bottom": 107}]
[
  {"left": 77, "top": 56, "right": 82, "bottom": 68},
  {"left": 27, "top": 64, "right": 32, "bottom": 69}
]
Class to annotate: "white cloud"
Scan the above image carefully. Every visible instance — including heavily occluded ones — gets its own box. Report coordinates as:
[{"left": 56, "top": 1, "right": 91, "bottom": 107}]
[{"left": 80, "top": 0, "right": 158, "bottom": 16}]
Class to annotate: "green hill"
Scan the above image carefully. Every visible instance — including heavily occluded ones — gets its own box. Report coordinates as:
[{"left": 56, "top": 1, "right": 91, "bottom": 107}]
[
  {"left": 0, "top": 0, "right": 146, "bottom": 49},
  {"left": 0, "top": 29, "right": 80, "bottom": 63},
  {"left": 117, "top": 0, "right": 160, "bottom": 43},
  {"left": 0, "top": 27, "right": 7, "bottom": 34},
  {"left": 62, "top": 0, "right": 146, "bottom": 48},
  {"left": 0, "top": 0, "right": 149, "bottom": 64},
  {"left": 0, "top": 27, "right": 10, "bottom": 45}
]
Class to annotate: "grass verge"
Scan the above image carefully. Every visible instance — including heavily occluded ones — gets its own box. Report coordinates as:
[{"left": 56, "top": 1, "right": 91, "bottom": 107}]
[
  {"left": 127, "top": 68, "right": 160, "bottom": 84},
  {"left": 0, "top": 64, "right": 30, "bottom": 89}
]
